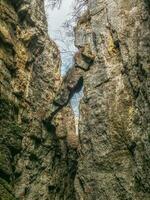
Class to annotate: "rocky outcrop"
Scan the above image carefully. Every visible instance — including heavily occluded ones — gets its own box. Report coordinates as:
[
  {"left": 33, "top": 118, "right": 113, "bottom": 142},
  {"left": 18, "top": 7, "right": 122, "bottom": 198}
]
[
  {"left": 0, "top": 0, "right": 149, "bottom": 200},
  {"left": 73, "top": 1, "right": 150, "bottom": 199},
  {"left": 0, "top": 0, "right": 77, "bottom": 199}
]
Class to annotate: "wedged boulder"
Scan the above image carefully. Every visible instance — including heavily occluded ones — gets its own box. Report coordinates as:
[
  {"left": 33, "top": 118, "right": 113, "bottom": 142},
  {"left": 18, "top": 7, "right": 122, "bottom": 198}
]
[
  {"left": 54, "top": 66, "right": 83, "bottom": 106},
  {"left": 74, "top": 44, "right": 96, "bottom": 70}
]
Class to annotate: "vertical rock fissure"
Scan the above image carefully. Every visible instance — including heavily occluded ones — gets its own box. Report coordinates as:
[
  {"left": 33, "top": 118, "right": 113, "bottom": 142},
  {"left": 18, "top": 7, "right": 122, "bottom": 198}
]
[
  {"left": 44, "top": 0, "right": 85, "bottom": 138},
  {"left": 0, "top": 0, "right": 149, "bottom": 199}
]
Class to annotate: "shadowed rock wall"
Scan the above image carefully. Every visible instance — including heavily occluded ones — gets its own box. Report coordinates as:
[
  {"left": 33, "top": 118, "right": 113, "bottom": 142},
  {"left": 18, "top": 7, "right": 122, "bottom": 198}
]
[{"left": 0, "top": 0, "right": 77, "bottom": 199}]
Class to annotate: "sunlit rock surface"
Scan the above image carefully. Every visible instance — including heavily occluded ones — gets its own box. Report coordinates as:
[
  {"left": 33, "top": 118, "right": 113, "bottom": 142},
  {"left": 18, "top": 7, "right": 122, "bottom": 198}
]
[
  {"left": 0, "top": 0, "right": 149, "bottom": 200},
  {"left": 74, "top": 0, "right": 150, "bottom": 199}
]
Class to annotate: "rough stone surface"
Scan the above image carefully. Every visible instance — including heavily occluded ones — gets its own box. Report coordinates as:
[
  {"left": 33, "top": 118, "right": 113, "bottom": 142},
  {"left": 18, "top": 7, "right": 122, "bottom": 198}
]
[
  {"left": 0, "top": 0, "right": 77, "bottom": 199},
  {"left": 73, "top": 1, "right": 150, "bottom": 199},
  {"left": 0, "top": 0, "right": 150, "bottom": 200}
]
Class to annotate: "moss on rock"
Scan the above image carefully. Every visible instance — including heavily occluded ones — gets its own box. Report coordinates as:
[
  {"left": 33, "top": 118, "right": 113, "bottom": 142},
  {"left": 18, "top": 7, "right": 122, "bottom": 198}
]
[{"left": 0, "top": 184, "right": 16, "bottom": 200}]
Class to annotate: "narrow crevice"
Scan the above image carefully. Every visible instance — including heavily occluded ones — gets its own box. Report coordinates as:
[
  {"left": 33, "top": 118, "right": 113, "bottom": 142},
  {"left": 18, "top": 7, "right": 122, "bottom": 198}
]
[{"left": 43, "top": 76, "right": 83, "bottom": 127}]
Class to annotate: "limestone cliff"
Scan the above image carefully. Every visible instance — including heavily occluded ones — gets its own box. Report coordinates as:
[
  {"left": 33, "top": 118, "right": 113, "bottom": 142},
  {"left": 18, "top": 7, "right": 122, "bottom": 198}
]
[
  {"left": 0, "top": 0, "right": 77, "bottom": 199},
  {"left": 0, "top": 0, "right": 150, "bottom": 200},
  {"left": 73, "top": 0, "right": 150, "bottom": 199},
  {"left": 44, "top": 0, "right": 150, "bottom": 198}
]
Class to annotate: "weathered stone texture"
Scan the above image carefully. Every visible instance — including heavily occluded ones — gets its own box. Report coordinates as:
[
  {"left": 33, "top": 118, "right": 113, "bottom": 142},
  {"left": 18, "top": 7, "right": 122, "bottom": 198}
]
[
  {"left": 0, "top": 0, "right": 149, "bottom": 199},
  {"left": 74, "top": 0, "right": 150, "bottom": 199},
  {"left": 0, "top": 0, "right": 77, "bottom": 199}
]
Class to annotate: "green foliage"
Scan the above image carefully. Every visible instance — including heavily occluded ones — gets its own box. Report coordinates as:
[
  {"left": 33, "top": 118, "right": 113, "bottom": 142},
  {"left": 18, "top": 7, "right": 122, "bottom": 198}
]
[
  {"left": 6, "top": 122, "right": 23, "bottom": 136},
  {"left": 0, "top": 98, "right": 19, "bottom": 120},
  {"left": 0, "top": 183, "right": 16, "bottom": 200},
  {"left": 0, "top": 98, "right": 23, "bottom": 153}
]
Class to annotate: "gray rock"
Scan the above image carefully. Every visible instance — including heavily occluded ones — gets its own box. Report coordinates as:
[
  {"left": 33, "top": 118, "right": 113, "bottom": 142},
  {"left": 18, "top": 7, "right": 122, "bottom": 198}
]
[{"left": 74, "top": 0, "right": 150, "bottom": 199}]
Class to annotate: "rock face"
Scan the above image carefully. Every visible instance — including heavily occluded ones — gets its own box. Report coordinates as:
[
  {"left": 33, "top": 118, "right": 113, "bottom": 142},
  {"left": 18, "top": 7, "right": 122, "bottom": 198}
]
[
  {"left": 0, "top": 0, "right": 77, "bottom": 199},
  {"left": 73, "top": 0, "right": 150, "bottom": 199},
  {"left": 0, "top": 0, "right": 150, "bottom": 200}
]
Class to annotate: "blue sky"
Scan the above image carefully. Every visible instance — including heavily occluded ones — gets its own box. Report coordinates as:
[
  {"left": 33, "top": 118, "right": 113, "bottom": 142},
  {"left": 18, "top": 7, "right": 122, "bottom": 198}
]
[
  {"left": 45, "top": 0, "right": 74, "bottom": 37},
  {"left": 45, "top": 0, "right": 76, "bottom": 76},
  {"left": 45, "top": 0, "right": 83, "bottom": 116}
]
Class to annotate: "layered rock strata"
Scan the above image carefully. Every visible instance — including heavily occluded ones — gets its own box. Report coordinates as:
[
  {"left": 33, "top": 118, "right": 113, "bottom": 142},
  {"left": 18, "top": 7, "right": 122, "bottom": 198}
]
[
  {"left": 73, "top": 1, "right": 150, "bottom": 199},
  {"left": 0, "top": 0, "right": 150, "bottom": 200},
  {"left": 0, "top": 0, "right": 77, "bottom": 199}
]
